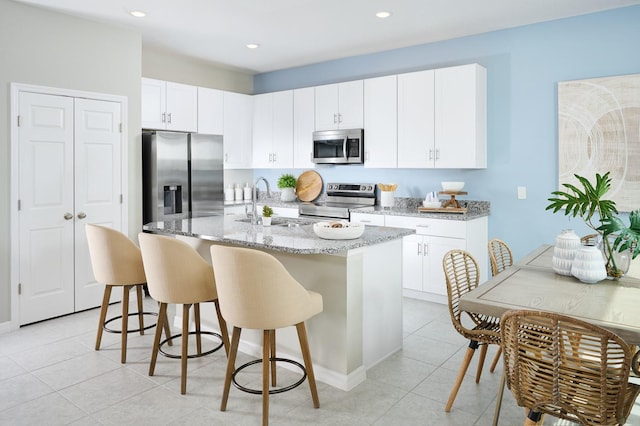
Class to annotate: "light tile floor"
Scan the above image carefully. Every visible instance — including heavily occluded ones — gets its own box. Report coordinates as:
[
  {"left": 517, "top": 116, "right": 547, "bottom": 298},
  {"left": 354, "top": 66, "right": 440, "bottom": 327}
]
[{"left": 1, "top": 296, "right": 639, "bottom": 425}]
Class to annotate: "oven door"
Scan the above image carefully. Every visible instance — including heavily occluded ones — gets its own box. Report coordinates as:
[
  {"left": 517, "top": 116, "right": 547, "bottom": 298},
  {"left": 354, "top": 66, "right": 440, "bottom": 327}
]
[{"left": 312, "top": 129, "right": 363, "bottom": 164}]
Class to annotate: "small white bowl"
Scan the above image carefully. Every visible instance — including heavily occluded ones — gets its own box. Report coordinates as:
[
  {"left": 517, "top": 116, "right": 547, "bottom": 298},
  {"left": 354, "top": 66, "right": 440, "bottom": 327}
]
[
  {"left": 422, "top": 201, "right": 441, "bottom": 208},
  {"left": 313, "top": 221, "right": 365, "bottom": 240},
  {"left": 441, "top": 181, "right": 465, "bottom": 192}
]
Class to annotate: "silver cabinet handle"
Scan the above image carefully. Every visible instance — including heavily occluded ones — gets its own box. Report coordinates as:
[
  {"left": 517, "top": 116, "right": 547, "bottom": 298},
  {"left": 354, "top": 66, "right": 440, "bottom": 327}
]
[
  {"left": 77, "top": 212, "right": 87, "bottom": 219},
  {"left": 428, "top": 148, "right": 433, "bottom": 160},
  {"left": 162, "top": 112, "right": 166, "bottom": 123},
  {"left": 64, "top": 213, "right": 73, "bottom": 220},
  {"left": 225, "top": 153, "right": 228, "bottom": 163},
  {"left": 167, "top": 113, "right": 172, "bottom": 124},
  {"left": 273, "top": 152, "right": 277, "bottom": 163},
  {"left": 435, "top": 148, "right": 440, "bottom": 160},
  {"left": 417, "top": 242, "right": 422, "bottom": 256},
  {"left": 423, "top": 243, "right": 428, "bottom": 256}
]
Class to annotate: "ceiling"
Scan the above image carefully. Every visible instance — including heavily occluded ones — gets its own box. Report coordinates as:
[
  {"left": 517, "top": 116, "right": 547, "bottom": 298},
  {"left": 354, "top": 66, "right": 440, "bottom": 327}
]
[{"left": 12, "top": 0, "right": 640, "bottom": 74}]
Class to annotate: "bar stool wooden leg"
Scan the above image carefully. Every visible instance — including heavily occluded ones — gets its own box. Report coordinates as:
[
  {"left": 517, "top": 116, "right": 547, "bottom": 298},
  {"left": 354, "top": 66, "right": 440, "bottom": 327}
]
[
  {"left": 136, "top": 284, "right": 144, "bottom": 335},
  {"left": 121, "top": 285, "right": 131, "bottom": 364},
  {"left": 213, "top": 299, "right": 230, "bottom": 356},
  {"left": 270, "top": 330, "right": 277, "bottom": 387},
  {"left": 194, "top": 303, "right": 202, "bottom": 355},
  {"left": 445, "top": 341, "right": 478, "bottom": 412},
  {"left": 262, "top": 329, "right": 270, "bottom": 426},
  {"left": 149, "top": 303, "right": 167, "bottom": 376},
  {"left": 476, "top": 343, "right": 488, "bottom": 383},
  {"left": 181, "top": 304, "right": 190, "bottom": 395},
  {"left": 296, "top": 322, "right": 320, "bottom": 408},
  {"left": 221, "top": 326, "right": 241, "bottom": 411},
  {"left": 160, "top": 302, "right": 172, "bottom": 347},
  {"left": 95, "top": 286, "right": 112, "bottom": 351}
]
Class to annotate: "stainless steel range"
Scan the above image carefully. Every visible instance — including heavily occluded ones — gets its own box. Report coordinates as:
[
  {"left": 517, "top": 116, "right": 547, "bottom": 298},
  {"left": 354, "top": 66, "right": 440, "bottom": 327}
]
[{"left": 298, "top": 183, "right": 376, "bottom": 220}]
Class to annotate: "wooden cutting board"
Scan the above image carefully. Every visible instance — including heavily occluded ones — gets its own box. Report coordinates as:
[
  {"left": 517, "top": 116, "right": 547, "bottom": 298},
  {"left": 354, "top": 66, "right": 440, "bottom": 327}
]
[{"left": 296, "top": 170, "right": 323, "bottom": 201}]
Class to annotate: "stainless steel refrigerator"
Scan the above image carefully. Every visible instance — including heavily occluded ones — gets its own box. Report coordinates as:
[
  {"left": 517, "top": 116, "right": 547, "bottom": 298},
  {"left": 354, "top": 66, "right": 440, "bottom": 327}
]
[{"left": 142, "top": 130, "right": 223, "bottom": 224}]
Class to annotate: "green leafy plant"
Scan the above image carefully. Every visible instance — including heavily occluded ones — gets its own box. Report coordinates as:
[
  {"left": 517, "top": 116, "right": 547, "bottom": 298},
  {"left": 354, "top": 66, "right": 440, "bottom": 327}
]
[
  {"left": 277, "top": 173, "right": 297, "bottom": 189},
  {"left": 262, "top": 205, "right": 273, "bottom": 217},
  {"left": 546, "top": 172, "right": 640, "bottom": 277}
]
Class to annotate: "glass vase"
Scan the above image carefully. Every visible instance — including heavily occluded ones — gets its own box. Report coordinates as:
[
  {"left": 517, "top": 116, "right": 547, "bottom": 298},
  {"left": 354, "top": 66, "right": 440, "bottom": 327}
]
[{"left": 598, "top": 234, "right": 631, "bottom": 279}]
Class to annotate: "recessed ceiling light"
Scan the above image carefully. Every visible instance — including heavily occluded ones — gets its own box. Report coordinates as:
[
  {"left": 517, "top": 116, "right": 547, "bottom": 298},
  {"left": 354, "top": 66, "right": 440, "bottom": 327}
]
[
  {"left": 376, "top": 11, "right": 392, "bottom": 19},
  {"left": 130, "top": 10, "right": 146, "bottom": 18},
  {"left": 246, "top": 43, "right": 260, "bottom": 49}
]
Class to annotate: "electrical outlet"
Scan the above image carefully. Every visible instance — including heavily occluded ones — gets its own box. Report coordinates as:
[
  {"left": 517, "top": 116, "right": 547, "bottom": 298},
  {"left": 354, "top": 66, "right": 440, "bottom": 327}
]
[{"left": 517, "top": 186, "right": 527, "bottom": 199}]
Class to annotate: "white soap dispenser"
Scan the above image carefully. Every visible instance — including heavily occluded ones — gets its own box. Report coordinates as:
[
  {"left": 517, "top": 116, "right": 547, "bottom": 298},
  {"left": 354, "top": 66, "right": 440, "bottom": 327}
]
[{"left": 243, "top": 182, "right": 252, "bottom": 201}]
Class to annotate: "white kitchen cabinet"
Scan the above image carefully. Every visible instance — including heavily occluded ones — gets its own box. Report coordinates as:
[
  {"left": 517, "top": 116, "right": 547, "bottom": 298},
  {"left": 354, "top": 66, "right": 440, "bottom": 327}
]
[
  {"left": 223, "top": 91, "right": 253, "bottom": 169},
  {"left": 293, "top": 87, "right": 315, "bottom": 168},
  {"left": 315, "top": 80, "right": 364, "bottom": 130},
  {"left": 197, "top": 87, "right": 224, "bottom": 135},
  {"left": 397, "top": 70, "right": 435, "bottom": 168},
  {"left": 252, "top": 91, "right": 294, "bottom": 168},
  {"left": 141, "top": 78, "right": 197, "bottom": 132},
  {"left": 386, "top": 215, "right": 488, "bottom": 304},
  {"left": 350, "top": 212, "right": 385, "bottom": 226},
  {"left": 434, "top": 64, "right": 487, "bottom": 168},
  {"left": 397, "top": 64, "right": 486, "bottom": 169},
  {"left": 364, "top": 75, "right": 397, "bottom": 168}
]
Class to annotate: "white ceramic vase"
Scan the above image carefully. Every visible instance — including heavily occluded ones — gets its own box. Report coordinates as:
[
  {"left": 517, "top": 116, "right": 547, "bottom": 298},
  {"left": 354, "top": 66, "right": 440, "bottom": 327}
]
[
  {"left": 280, "top": 187, "right": 296, "bottom": 202},
  {"left": 552, "top": 229, "right": 581, "bottom": 276},
  {"left": 571, "top": 246, "right": 607, "bottom": 283},
  {"left": 262, "top": 216, "right": 272, "bottom": 226}
]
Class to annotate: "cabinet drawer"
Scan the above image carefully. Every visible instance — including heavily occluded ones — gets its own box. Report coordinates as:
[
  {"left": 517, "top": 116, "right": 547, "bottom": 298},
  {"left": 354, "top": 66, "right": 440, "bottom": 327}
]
[
  {"left": 385, "top": 215, "right": 466, "bottom": 238},
  {"left": 351, "top": 213, "right": 385, "bottom": 226}
]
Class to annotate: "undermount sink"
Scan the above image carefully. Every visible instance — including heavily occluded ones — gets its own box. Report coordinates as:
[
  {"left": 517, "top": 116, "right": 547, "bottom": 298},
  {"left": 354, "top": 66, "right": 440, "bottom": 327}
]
[{"left": 235, "top": 217, "right": 314, "bottom": 227}]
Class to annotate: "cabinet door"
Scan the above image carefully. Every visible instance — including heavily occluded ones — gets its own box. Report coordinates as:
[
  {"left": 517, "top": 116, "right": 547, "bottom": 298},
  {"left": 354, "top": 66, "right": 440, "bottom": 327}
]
[
  {"left": 165, "top": 82, "right": 197, "bottom": 132},
  {"left": 223, "top": 91, "right": 253, "bottom": 169},
  {"left": 315, "top": 83, "right": 339, "bottom": 130},
  {"left": 364, "top": 75, "right": 397, "bottom": 168},
  {"left": 272, "top": 90, "right": 294, "bottom": 168},
  {"left": 434, "top": 64, "right": 486, "bottom": 168},
  {"left": 293, "top": 87, "right": 315, "bottom": 168},
  {"left": 252, "top": 93, "right": 273, "bottom": 168},
  {"left": 402, "top": 235, "right": 424, "bottom": 292},
  {"left": 397, "top": 70, "right": 435, "bottom": 168},
  {"left": 198, "top": 87, "right": 224, "bottom": 135},
  {"left": 424, "top": 236, "right": 466, "bottom": 295},
  {"left": 141, "top": 78, "right": 166, "bottom": 129},
  {"left": 337, "top": 80, "right": 364, "bottom": 129}
]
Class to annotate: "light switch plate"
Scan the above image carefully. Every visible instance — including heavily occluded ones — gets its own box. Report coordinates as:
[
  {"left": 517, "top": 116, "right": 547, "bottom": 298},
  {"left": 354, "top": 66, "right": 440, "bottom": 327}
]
[{"left": 517, "top": 186, "right": 527, "bottom": 199}]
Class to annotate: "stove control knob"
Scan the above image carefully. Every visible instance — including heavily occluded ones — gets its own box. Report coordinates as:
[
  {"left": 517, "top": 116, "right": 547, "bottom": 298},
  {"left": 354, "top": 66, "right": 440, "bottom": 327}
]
[
  {"left": 328, "top": 184, "right": 334, "bottom": 190},
  {"left": 367, "top": 185, "right": 373, "bottom": 191}
]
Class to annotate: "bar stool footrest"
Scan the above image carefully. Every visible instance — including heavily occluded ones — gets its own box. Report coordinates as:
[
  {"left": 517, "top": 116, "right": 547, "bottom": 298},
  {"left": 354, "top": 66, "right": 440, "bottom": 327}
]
[
  {"left": 103, "top": 311, "right": 158, "bottom": 334},
  {"left": 232, "top": 357, "right": 307, "bottom": 395},
  {"left": 158, "top": 331, "right": 224, "bottom": 359}
]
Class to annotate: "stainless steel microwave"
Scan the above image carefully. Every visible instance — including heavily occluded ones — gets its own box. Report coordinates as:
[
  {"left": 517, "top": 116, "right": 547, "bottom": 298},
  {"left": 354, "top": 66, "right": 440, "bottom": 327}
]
[{"left": 312, "top": 128, "right": 364, "bottom": 165}]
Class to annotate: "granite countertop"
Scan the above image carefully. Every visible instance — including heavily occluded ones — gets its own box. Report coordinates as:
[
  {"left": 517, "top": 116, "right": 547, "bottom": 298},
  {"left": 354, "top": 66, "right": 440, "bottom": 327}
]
[
  {"left": 143, "top": 214, "right": 414, "bottom": 255},
  {"left": 244, "top": 193, "right": 490, "bottom": 221}
]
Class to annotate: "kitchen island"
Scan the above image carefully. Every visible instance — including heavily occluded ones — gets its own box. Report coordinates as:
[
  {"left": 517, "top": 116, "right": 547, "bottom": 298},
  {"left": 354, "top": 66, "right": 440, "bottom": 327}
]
[{"left": 143, "top": 215, "right": 414, "bottom": 391}]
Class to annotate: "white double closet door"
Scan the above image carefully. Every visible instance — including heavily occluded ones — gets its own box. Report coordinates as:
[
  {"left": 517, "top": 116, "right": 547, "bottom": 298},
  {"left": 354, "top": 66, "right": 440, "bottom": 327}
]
[{"left": 18, "top": 91, "right": 123, "bottom": 325}]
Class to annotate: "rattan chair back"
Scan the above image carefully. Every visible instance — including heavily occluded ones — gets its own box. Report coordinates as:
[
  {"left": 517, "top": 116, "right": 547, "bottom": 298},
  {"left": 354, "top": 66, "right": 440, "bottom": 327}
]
[
  {"left": 501, "top": 310, "right": 640, "bottom": 425},
  {"left": 442, "top": 250, "right": 500, "bottom": 344},
  {"left": 488, "top": 238, "right": 513, "bottom": 276}
]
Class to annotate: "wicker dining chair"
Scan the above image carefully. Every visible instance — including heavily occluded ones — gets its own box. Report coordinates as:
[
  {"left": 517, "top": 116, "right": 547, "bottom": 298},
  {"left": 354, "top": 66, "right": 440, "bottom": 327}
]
[
  {"left": 495, "top": 310, "right": 640, "bottom": 426},
  {"left": 487, "top": 239, "right": 514, "bottom": 373},
  {"left": 443, "top": 249, "right": 501, "bottom": 412}
]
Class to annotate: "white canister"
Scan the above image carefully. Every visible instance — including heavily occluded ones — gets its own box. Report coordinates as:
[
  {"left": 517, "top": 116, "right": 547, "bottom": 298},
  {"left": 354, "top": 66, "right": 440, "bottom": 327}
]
[
  {"left": 224, "top": 185, "right": 235, "bottom": 201},
  {"left": 234, "top": 185, "right": 243, "bottom": 201},
  {"left": 571, "top": 246, "right": 607, "bottom": 283},
  {"left": 243, "top": 183, "right": 252, "bottom": 200},
  {"left": 552, "top": 229, "right": 581, "bottom": 276},
  {"left": 380, "top": 191, "right": 395, "bottom": 208}
]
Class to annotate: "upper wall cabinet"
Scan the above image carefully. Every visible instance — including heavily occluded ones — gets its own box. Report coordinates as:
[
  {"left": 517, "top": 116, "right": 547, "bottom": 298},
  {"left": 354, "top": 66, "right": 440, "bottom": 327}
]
[
  {"left": 197, "top": 87, "right": 224, "bottom": 135},
  {"left": 315, "top": 80, "right": 364, "bottom": 130},
  {"left": 293, "top": 87, "right": 315, "bottom": 169},
  {"left": 252, "top": 90, "right": 294, "bottom": 168},
  {"left": 434, "top": 64, "right": 487, "bottom": 169},
  {"left": 223, "top": 91, "right": 253, "bottom": 169},
  {"left": 397, "top": 64, "right": 486, "bottom": 169},
  {"left": 364, "top": 75, "right": 398, "bottom": 168},
  {"left": 141, "top": 78, "right": 197, "bottom": 132}
]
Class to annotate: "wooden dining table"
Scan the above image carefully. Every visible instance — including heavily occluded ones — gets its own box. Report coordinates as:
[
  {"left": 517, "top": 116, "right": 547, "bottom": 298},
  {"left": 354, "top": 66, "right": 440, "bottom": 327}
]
[{"left": 460, "top": 244, "right": 640, "bottom": 345}]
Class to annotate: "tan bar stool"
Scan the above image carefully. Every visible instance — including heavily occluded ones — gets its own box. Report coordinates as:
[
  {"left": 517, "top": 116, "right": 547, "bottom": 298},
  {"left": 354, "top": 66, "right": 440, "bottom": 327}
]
[
  {"left": 138, "top": 232, "right": 230, "bottom": 395},
  {"left": 86, "top": 224, "right": 171, "bottom": 364},
  {"left": 210, "top": 245, "right": 322, "bottom": 426}
]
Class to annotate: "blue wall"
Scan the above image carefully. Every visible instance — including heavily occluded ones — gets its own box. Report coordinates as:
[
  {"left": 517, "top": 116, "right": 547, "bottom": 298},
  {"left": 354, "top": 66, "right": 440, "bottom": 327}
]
[{"left": 252, "top": 6, "right": 640, "bottom": 261}]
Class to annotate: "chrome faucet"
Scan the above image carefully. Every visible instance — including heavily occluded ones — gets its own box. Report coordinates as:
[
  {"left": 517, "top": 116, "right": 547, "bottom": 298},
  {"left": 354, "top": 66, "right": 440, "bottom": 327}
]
[{"left": 250, "top": 176, "right": 271, "bottom": 225}]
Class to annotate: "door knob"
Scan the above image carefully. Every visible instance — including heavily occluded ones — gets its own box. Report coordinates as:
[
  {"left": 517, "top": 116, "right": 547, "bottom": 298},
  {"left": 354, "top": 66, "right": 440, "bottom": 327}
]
[
  {"left": 64, "top": 213, "right": 73, "bottom": 220},
  {"left": 77, "top": 212, "right": 87, "bottom": 219}
]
